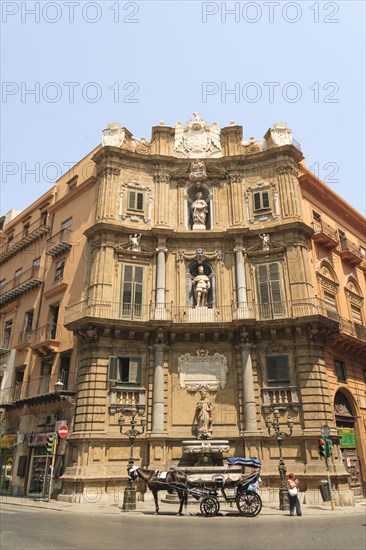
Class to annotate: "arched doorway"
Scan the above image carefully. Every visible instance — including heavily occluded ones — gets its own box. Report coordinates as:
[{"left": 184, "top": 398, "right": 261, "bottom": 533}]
[{"left": 334, "top": 391, "right": 363, "bottom": 497}]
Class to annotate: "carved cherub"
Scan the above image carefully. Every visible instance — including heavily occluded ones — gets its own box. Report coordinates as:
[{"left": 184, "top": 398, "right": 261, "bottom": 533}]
[{"left": 129, "top": 234, "right": 141, "bottom": 252}]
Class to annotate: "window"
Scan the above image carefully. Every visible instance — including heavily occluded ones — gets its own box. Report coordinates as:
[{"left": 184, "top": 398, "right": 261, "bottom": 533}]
[
  {"left": 13, "top": 367, "right": 25, "bottom": 400},
  {"left": 22, "top": 311, "right": 33, "bottom": 341},
  {"left": 66, "top": 176, "right": 78, "bottom": 192},
  {"left": 351, "top": 305, "right": 363, "bottom": 339},
  {"left": 48, "top": 305, "right": 59, "bottom": 339},
  {"left": 23, "top": 223, "right": 30, "bottom": 237},
  {"left": 121, "top": 264, "right": 144, "bottom": 319},
  {"left": 128, "top": 190, "right": 144, "bottom": 212},
  {"left": 266, "top": 356, "right": 290, "bottom": 387},
  {"left": 257, "top": 263, "right": 284, "bottom": 318},
  {"left": 334, "top": 359, "right": 347, "bottom": 383},
  {"left": 108, "top": 356, "right": 141, "bottom": 385},
  {"left": 324, "top": 291, "right": 338, "bottom": 320},
  {"left": 253, "top": 191, "right": 270, "bottom": 212},
  {"left": 0, "top": 279, "right": 5, "bottom": 288},
  {"left": 7, "top": 234, "right": 14, "bottom": 249},
  {"left": 2, "top": 320, "right": 13, "bottom": 349},
  {"left": 61, "top": 218, "right": 72, "bottom": 230},
  {"left": 338, "top": 229, "right": 347, "bottom": 251},
  {"left": 15, "top": 268, "right": 22, "bottom": 279},
  {"left": 54, "top": 259, "right": 65, "bottom": 281},
  {"left": 59, "top": 355, "right": 70, "bottom": 390},
  {"left": 33, "top": 257, "right": 41, "bottom": 268},
  {"left": 39, "top": 361, "right": 52, "bottom": 394},
  {"left": 312, "top": 211, "right": 321, "bottom": 231}
]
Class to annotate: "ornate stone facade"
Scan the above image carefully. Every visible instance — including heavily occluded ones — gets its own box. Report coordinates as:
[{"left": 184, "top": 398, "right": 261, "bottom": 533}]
[{"left": 0, "top": 116, "right": 365, "bottom": 505}]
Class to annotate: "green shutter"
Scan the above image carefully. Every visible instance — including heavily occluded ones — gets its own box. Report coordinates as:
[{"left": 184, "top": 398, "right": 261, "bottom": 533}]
[
  {"left": 253, "top": 192, "right": 261, "bottom": 211},
  {"left": 128, "top": 191, "right": 136, "bottom": 209},
  {"left": 136, "top": 193, "right": 144, "bottom": 211},
  {"left": 108, "top": 356, "right": 118, "bottom": 382},
  {"left": 129, "top": 359, "right": 141, "bottom": 384},
  {"left": 262, "top": 192, "right": 270, "bottom": 209}
]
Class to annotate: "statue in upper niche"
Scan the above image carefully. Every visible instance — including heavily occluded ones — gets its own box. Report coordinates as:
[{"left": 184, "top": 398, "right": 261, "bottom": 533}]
[{"left": 191, "top": 192, "right": 208, "bottom": 228}]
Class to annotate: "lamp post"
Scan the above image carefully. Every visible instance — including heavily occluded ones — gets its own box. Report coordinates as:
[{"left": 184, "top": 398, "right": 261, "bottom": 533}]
[
  {"left": 266, "top": 408, "right": 294, "bottom": 511},
  {"left": 119, "top": 407, "right": 147, "bottom": 512}
]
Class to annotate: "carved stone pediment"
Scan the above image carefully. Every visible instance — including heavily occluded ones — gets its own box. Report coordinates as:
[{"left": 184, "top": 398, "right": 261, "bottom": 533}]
[
  {"left": 178, "top": 348, "right": 227, "bottom": 392},
  {"left": 246, "top": 240, "right": 285, "bottom": 257},
  {"left": 114, "top": 241, "right": 154, "bottom": 261}
]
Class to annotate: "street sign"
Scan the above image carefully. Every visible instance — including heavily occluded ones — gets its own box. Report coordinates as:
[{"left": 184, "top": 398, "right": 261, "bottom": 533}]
[
  {"left": 58, "top": 425, "right": 69, "bottom": 439},
  {"left": 320, "top": 424, "right": 330, "bottom": 438}
]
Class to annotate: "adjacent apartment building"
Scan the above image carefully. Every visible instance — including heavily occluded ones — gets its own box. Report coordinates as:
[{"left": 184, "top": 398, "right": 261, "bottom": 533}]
[{"left": 0, "top": 116, "right": 365, "bottom": 504}]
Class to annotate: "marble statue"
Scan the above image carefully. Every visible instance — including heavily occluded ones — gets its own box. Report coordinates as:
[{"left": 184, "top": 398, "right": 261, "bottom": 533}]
[
  {"left": 196, "top": 389, "right": 213, "bottom": 438},
  {"left": 129, "top": 234, "right": 141, "bottom": 252},
  {"left": 193, "top": 265, "right": 210, "bottom": 307},
  {"left": 260, "top": 233, "right": 270, "bottom": 251},
  {"left": 191, "top": 192, "right": 208, "bottom": 228}
]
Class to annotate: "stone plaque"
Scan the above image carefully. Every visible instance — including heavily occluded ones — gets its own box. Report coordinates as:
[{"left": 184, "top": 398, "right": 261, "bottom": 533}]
[{"left": 178, "top": 347, "right": 227, "bottom": 392}]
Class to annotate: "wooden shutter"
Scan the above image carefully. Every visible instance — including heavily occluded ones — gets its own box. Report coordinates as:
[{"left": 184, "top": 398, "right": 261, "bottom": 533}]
[
  {"left": 129, "top": 358, "right": 141, "bottom": 384},
  {"left": 257, "top": 263, "right": 283, "bottom": 318},
  {"left": 128, "top": 191, "right": 136, "bottom": 209},
  {"left": 324, "top": 291, "right": 338, "bottom": 320},
  {"left": 253, "top": 192, "right": 261, "bottom": 211},
  {"left": 136, "top": 192, "right": 144, "bottom": 211},
  {"left": 108, "top": 356, "right": 118, "bottom": 382},
  {"left": 351, "top": 305, "right": 362, "bottom": 325},
  {"left": 262, "top": 192, "right": 270, "bottom": 209}
]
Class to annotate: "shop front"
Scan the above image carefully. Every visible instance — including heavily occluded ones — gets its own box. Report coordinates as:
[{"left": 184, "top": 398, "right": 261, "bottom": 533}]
[
  {"left": 0, "top": 434, "right": 16, "bottom": 493},
  {"left": 27, "top": 433, "right": 53, "bottom": 497}
]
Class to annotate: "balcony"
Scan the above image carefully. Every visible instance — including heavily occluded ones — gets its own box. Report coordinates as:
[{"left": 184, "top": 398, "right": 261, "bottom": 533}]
[
  {"left": 46, "top": 228, "right": 73, "bottom": 258},
  {"left": 0, "top": 215, "right": 50, "bottom": 263},
  {"left": 261, "top": 386, "right": 300, "bottom": 414},
  {"left": 339, "top": 317, "right": 366, "bottom": 342},
  {"left": 30, "top": 323, "right": 63, "bottom": 356},
  {"left": 312, "top": 220, "right": 339, "bottom": 249},
  {"left": 0, "top": 370, "right": 76, "bottom": 408},
  {"left": 109, "top": 387, "right": 146, "bottom": 414},
  {"left": 0, "top": 266, "right": 42, "bottom": 307},
  {"left": 339, "top": 238, "right": 363, "bottom": 266}
]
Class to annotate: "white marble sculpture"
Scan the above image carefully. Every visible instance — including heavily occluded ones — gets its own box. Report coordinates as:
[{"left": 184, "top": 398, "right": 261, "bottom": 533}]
[{"left": 102, "top": 122, "right": 125, "bottom": 147}]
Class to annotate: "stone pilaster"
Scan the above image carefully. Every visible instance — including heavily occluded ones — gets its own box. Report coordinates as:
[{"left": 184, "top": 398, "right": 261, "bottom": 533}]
[
  {"left": 241, "top": 343, "right": 258, "bottom": 433},
  {"left": 276, "top": 162, "right": 302, "bottom": 219},
  {"left": 152, "top": 331, "right": 166, "bottom": 433},
  {"left": 95, "top": 165, "right": 121, "bottom": 222},
  {"left": 229, "top": 173, "right": 244, "bottom": 225},
  {"left": 154, "top": 172, "right": 170, "bottom": 226}
]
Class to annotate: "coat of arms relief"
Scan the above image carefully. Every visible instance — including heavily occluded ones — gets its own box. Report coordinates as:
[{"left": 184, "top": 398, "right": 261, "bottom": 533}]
[{"left": 174, "top": 113, "right": 222, "bottom": 158}]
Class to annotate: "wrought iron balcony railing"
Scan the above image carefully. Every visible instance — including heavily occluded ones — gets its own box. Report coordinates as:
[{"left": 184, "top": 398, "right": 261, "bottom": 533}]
[
  {"left": 0, "top": 215, "right": 50, "bottom": 263},
  {"left": 339, "top": 237, "right": 363, "bottom": 265},
  {"left": 312, "top": 220, "right": 339, "bottom": 249},
  {"left": 0, "top": 370, "right": 76, "bottom": 406},
  {"left": 46, "top": 228, "right": 73, "bottom": 258},
  {"left": 0, "top": 265, "right": 42, "bottom": 306}
]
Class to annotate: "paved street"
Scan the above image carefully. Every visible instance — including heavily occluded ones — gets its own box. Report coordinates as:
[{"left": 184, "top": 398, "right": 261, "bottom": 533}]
[{"left": 1, "top": 504, "right": 365, "bottom": 550}]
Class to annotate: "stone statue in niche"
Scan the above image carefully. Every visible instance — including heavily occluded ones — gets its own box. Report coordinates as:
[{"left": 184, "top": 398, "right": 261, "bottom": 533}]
[
  {"left": 191, "top": 192, "right": 208, "bottom": 228},
  {"left": 260, "top": 233, "right": 270, "bottom": 251},
  {"left": 196, "top": 389, "right": 213, "bottom": 439},
  {"left": 128, "top": 234, "right": 141, "bottom": 252},
  {"left": 192, "top": 265, "right": 211, "bottom": 306}
]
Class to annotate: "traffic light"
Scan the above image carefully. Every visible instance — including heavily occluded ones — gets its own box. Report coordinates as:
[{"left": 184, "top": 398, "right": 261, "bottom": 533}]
[
  {"left": 46, "top": 435, "right": 55, "bottom": 455},
  {"left": 317, "top": 438, "right": 326, "bottom": 457},
  {"left": 325, "top": 438, "right": 333, "bottom": 458}
]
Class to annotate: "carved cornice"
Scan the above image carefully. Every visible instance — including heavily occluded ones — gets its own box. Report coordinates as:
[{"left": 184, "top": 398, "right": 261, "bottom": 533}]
[
  {"left": 176, "top": 248, "right": 223, "bottom": 264},
  {"left": 317, "top": 273, "right": 339, "bottom": 293}
]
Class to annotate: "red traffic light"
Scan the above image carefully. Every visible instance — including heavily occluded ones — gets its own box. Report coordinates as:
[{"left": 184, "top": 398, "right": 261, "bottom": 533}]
[{"left": 317, "top": 439, "right": 324, "bottom": 445}]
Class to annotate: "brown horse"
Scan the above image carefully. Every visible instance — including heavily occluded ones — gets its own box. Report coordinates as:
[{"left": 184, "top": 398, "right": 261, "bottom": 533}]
[{"left": 129, "top": 466, "right": 188, "bottom": 515}]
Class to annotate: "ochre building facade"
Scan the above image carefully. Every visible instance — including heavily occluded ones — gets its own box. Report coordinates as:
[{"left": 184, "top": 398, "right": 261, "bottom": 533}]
[{"left": 0, "top": 116, "right": 365, "bottom": 505}]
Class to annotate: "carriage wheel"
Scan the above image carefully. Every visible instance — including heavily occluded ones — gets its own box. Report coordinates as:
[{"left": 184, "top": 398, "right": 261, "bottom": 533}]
[
  {"left": 200, "top": 496, "right": 220, "bottom": 517},
  {"left": 236, "top": 490, "right": 262, "bottom": 517}
]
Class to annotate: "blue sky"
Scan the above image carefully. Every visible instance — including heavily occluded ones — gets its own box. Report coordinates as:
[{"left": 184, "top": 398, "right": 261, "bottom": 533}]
[{"left": 1, "top": 0, "right": 365, "bottom": 215}]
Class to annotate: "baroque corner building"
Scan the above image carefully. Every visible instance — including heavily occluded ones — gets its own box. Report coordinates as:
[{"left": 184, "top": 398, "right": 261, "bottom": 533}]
[{"left": 0, "top": 116, "right": 365, "bottom": 504}]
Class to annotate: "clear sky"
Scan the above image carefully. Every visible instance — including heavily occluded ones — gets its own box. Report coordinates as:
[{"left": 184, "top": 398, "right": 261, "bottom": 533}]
[{"left": 1, "top": 0, "right": 365, "bottom": 216}]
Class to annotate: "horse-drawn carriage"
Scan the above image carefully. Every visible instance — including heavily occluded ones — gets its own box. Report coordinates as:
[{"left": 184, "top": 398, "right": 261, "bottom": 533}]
[{"left": 128, "top": 457, "right": 262, "bottom": 517}]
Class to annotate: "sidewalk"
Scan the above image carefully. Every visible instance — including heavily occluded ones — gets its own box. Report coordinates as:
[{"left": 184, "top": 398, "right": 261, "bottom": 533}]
[{"left": 1, "top": 493, "right": 365, "bottom": 517}]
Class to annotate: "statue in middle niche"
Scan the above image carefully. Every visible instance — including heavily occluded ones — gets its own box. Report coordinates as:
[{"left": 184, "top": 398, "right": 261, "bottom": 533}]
[
  {"left": 192, "top": 265, "right": 210, "bottom": 307},
  {"left": 191, "top": 192, "right": 208, "bottom": 229}
]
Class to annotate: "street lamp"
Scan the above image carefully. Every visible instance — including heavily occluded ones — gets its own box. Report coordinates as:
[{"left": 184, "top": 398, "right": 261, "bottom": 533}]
[
  {"left": 119, "top": 406, "right": 147, "bottom": 512},
  {"left": 266, "top": 408, "right": 294, "bottom": 511}
]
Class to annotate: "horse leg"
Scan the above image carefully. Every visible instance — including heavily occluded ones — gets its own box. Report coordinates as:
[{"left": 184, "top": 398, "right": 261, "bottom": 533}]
[
  {"left": 177, "top": 490, "right": 184, "bottom": 516},
  {"left": 152, "top": 489, "right": 159, "bottom": 515}
]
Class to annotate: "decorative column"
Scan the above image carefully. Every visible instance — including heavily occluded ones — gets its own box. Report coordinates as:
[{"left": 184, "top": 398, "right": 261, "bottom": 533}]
[
  {"left": 153, "top": 171, "right": 170, "bottom": 226},
  {"left": 234, "top": 240, "right": 248, "bottom": 318},
  {"left": 152, "top": 328, "right": 166, "bottom": 433},
  {"left": 96, "top": 164, "right": 121, "bottom": 222},
  {"left": 240, "top": 339, "right": 258, "bottom": 433},
  {"left": 155, "top": 239, "right": 167, "bottom": 310},
  {"left": 229, "top": 173, "right": 244, "bottom": 225}
]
